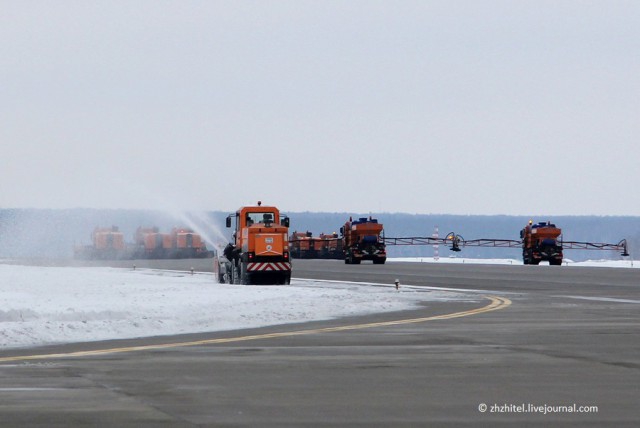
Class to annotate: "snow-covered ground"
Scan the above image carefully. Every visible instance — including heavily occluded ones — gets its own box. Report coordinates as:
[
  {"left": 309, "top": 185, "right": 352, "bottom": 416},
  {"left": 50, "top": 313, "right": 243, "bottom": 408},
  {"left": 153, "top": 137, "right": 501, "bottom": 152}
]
[
  {"left": 1, "top": 257, "right": 634, "bottom": 350},
  {"left": 0, "top": 263, "right": 476, "bottom": 349}
]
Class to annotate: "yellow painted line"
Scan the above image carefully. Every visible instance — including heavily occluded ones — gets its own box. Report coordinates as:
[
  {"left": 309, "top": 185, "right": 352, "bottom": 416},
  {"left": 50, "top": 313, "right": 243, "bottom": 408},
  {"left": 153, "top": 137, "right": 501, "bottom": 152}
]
[{"left": 0, "top": 296, "right": 511, "bottom": 363}]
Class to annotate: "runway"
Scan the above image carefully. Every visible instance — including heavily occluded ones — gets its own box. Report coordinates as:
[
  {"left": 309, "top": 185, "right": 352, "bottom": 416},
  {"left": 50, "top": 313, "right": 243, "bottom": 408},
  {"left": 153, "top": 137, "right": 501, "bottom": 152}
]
[{"left": 1, "top": 259, "right": 639, "bottom": 426}]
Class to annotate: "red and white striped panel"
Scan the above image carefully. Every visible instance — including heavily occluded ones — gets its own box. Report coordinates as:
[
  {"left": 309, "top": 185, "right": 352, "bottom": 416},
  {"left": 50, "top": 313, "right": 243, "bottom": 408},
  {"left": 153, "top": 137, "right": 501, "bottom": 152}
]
[{"left": 247, "top": 262, "right": 292, "bottom": 272}]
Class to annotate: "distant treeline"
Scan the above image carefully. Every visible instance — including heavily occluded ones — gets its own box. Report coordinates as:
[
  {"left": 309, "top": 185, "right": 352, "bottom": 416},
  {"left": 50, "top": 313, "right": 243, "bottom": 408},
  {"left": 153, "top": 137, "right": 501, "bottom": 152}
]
[{"left": 0, "top": 209, "right": 637, "bottom": 261}]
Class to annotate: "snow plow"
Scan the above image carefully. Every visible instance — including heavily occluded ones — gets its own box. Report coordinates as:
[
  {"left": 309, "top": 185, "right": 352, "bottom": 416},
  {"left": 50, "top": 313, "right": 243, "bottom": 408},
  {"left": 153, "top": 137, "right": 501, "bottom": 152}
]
[{"left": 217, "top": 202, "right": 291, "bottom": 285}]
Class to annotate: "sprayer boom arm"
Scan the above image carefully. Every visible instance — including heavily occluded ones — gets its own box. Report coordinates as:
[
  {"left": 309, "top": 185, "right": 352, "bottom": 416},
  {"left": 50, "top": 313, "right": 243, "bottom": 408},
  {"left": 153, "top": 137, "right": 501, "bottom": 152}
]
[
  {"left": 562, "top": 239, "right": 629, "bottom": 256},
  {"left": 385, "top": 235, "right": 629, "bottom": 257},
  {"left": 384, "top": 237, "right": 451, "bottom": 246}
]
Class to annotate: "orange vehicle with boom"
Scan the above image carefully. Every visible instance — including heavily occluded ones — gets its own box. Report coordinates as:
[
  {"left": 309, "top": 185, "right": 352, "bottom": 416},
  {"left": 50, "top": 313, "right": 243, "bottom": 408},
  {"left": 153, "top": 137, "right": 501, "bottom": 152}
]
[
  {"left": 440, "top": 219, "right": 628, "bottom": 265},
  {"left": 521, "top": 221, "right": 563, "bottom": 265},
  {"left": 217, "top": 202, "right": 291, "bottom": 284}
]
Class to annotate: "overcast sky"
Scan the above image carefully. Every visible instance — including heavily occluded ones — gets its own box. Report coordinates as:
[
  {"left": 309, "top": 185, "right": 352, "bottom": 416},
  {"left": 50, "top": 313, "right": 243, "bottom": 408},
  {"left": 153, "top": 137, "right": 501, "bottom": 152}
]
[{"left": 1, "top": 1, "right": 638, "bottom": 216}]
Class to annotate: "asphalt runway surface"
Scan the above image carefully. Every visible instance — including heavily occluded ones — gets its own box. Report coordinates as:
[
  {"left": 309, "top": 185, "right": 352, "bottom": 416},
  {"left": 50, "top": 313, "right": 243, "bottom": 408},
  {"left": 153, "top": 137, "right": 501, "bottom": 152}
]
[{"left": 1, "top": 258, "right": 639, "bottom": 426}]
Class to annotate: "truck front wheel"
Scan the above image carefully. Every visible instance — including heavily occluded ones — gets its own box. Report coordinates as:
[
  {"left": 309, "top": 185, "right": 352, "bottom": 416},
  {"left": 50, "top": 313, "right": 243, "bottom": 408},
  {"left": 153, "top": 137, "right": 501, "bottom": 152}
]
[
  {"left": 241, "top": 263, "right": 251, "bottom": 285},
  {"left": 232, "top": 263, "right": 241, "bottom": 284}
]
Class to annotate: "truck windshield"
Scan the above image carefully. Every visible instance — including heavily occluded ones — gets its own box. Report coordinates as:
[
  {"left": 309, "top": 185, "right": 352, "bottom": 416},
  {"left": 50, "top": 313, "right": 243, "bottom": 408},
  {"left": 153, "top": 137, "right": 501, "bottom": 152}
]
[{"left": 246, "top": 212, "right": 276, "bottom": 226}]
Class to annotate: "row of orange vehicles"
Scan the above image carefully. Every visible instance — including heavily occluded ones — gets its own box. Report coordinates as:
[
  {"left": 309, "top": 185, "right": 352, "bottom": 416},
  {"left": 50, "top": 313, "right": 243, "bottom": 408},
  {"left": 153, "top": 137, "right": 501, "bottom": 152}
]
[
  {"left": 289, "top": 217, "right": 388, "bottom": 264},
  {"left": 290, "top": 218, "right": 628, "bottom": 266},
  {"left": 289, "top": 231, "right": 343, "bottom": 260},
  {"left": 213, "top": 204, "right": 384, "bottom": 285},
  {"left": 74, "top": 226, "right": 212, "bottom": 260},
  {"left": 75, "top": 202, "right": 629, "bottom": 286},
  {"left": 214, "top": 202, "right": 629, "bottom": 285}
]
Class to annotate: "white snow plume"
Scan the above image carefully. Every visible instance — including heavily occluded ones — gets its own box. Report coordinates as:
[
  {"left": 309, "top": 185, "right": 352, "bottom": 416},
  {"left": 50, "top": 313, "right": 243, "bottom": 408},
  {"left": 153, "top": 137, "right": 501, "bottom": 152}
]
[
  {"left": 165, "top": 209, "right": 229, "bottom": 251},
  {"left": 97, "top": 177, "right": 231, "bottom": 250}
]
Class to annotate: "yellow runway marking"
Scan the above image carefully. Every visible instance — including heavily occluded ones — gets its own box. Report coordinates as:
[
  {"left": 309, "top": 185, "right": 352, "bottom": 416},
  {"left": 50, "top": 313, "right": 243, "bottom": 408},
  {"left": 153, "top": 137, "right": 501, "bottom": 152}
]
[{"left": 0, "top": 296, "right": 511, "bottom": 363}]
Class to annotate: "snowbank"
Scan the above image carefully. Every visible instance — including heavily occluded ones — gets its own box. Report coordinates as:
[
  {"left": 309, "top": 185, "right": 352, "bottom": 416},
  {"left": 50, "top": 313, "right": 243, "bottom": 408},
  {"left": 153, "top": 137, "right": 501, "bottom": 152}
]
[{"left": 0, "top": 264, "right": 472, "bottom": 349}]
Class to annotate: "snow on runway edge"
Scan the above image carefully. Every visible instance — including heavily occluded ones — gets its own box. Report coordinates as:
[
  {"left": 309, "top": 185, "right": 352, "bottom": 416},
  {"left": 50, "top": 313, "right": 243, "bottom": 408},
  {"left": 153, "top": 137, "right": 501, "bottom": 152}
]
[{"left": 0, "top": 264, "right": 474, "bottom": 349}]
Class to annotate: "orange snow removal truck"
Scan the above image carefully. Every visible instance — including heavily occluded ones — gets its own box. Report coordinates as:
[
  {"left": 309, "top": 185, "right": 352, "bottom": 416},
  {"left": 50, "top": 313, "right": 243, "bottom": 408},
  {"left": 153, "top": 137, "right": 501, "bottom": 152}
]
[
  {"left": 216, "top": 202, "right": 291, "bottom": 284},
  {"left": 520, "top": 221, "right": 563, "bottom": 265},
  {"left": 341, "top": 216, "right": 386, "bottom": 264}
]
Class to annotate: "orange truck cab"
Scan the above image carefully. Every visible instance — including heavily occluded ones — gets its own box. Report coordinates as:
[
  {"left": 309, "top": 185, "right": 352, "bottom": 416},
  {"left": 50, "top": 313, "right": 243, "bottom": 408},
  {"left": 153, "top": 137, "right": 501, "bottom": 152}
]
[
  {"left": 218, "top": 202, "right": 291, "bottom": 284},
  {"left": 520, "top": 221, "right": 563, "bottom": 265}
]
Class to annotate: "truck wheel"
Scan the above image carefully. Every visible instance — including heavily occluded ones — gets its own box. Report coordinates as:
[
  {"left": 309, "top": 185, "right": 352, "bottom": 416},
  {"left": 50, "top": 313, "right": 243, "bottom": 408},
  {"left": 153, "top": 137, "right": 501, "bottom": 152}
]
[
  {"left": 232, "top": 264, "right": 241, "bottom": 284},
  {"left": 276, "top": 273, "right": 291, "bottom": 285},
  {"left": 240, "top": 262, "right": 252, "bottom": 285}
]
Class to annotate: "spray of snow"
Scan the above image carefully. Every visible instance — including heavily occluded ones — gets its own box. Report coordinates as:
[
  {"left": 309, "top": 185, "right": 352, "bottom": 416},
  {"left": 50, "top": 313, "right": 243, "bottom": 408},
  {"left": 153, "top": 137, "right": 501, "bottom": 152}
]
[
  {"left": 104, "top": 178, "right": 231, "bottom": 251},
  {"left": 165, "top": 209, "right": 229, "bottom": 252}
]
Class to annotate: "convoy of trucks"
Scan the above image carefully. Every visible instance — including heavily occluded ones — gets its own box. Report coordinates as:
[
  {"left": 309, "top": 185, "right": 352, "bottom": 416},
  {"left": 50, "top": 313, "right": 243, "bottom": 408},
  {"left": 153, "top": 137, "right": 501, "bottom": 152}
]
[
  {"left": 290, "top": 218, "right": 628, "bottom": 267},
  {"left": 289, "top": 217, "right": 388, "bottom": 264},
  {"left": 73, "top": 203, "right": 631, "bottom": 283},
  {"left": 74, "top": 226, "right": 212, "bottom": 260},
  {"left": 289, "top": 231, "right": 342, "bottom": 259}
]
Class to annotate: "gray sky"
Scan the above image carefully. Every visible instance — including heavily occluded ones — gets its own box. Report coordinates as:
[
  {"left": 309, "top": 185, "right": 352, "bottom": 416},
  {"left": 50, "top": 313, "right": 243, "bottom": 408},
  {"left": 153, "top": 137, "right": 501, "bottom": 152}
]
[{"left": 2, "top": 1, "right": 638, "bottom": 215}]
